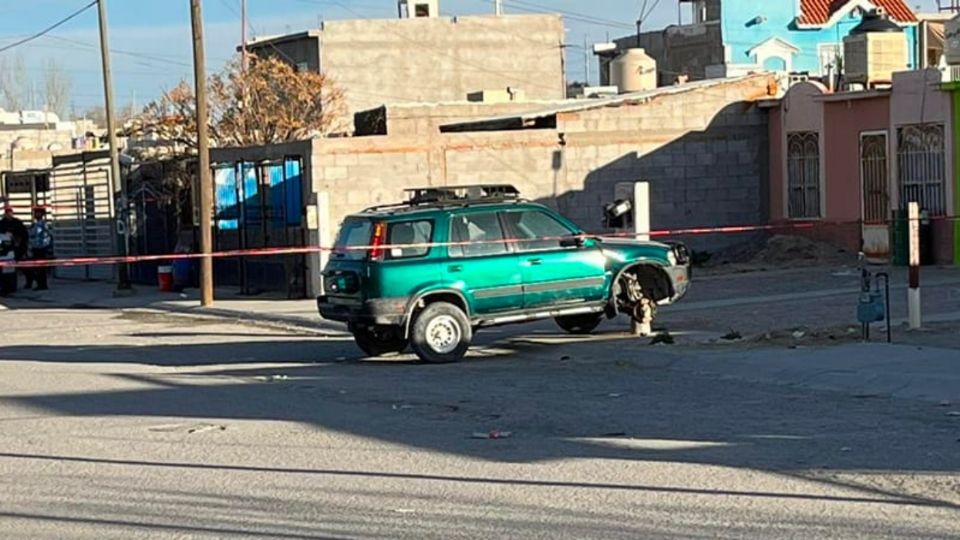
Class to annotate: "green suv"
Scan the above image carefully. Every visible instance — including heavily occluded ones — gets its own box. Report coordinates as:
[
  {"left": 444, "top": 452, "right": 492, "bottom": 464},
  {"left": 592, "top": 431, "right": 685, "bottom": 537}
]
[{"left": 317, "top": 185, "right": 690, "bottom": 363}]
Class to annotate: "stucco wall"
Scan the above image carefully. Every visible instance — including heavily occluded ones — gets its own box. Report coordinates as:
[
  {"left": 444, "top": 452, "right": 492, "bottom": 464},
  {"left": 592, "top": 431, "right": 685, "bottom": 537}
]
[
  {"left": 823, "top": 96, "right": 890, "bottom": 221},
  {"left": 768, "top": 70, "right": 956, "bottom": 263},
  {"left": 822, "top": 94, "right": 891, "bottom": 251}
]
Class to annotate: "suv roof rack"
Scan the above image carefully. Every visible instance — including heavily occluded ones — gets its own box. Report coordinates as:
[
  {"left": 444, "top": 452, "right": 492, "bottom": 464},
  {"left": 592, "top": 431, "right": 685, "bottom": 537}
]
[
  {"left": 360, "top": 185, "right": 522, "bottom": 214},
  {"left": 404, "top": 184, "right": 520, "bottom": 206}
]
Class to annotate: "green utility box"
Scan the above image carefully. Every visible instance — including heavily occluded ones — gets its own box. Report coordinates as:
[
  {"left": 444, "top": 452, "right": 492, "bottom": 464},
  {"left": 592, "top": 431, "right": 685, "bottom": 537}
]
[{"left": 891, "top": 209, "right": 934, "bottom": 267}]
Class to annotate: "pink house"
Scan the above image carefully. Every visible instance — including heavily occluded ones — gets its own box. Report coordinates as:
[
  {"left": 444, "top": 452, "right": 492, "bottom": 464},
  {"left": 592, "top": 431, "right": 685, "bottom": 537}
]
[{"left": 766, "top": 70, "right": 958, "bottom": 265}]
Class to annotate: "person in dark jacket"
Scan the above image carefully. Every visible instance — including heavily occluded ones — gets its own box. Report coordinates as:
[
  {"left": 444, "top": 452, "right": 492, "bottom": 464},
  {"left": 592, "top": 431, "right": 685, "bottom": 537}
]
[
  {"left": 26, "top": 207, "right": 53, "bottom": 290},
  {"left": 0, "top": 202, "right": 28, "bottom": 293}
]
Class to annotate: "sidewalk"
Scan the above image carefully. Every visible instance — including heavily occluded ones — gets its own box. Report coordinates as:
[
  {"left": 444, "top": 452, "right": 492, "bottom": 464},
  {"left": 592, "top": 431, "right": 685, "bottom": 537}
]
[{"left": 683, "top": 343, "right": 960, "bottom": 405}]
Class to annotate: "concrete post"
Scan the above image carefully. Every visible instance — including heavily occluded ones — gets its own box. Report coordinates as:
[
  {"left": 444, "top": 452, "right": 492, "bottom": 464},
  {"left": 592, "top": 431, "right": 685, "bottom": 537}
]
[
  {"left": 908, "top": 202, "right": 922, "bottom": 330},
  {"left": 631, "top": 180, "right": 652, "bottom": 336}
]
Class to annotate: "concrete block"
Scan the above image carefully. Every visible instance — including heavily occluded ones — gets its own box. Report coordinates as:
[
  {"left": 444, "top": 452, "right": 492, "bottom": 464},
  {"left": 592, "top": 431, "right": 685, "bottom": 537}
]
[
  {"left": 696, "top": 153, "right": 717, "bottom": 166},
  {"left": 334, "top": 153, "right": 359, "bottom": 166},
  {"left": 323, "top": 166, "right": 349, "bottom": 180},
  {"left": 718, "top": 152, "right": 739, "bottom": 166}
]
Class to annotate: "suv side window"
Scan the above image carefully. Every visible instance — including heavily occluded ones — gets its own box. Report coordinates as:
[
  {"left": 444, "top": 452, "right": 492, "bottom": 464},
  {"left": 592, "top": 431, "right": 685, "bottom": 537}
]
[
  {"left": 387, "top": 220, "right": 433, "bottom": 259},
  {"left": 449, "top": 212, "right": 509, "bottom": 258},
  {"left": 503, "top": 210, "right": 576, "bottom": 251}
]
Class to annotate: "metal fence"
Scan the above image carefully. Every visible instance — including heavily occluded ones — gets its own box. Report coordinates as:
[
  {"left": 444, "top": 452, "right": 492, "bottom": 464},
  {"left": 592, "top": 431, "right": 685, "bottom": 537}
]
[{"left": 212, "top": 156, "right": 306, "bottom": 298}]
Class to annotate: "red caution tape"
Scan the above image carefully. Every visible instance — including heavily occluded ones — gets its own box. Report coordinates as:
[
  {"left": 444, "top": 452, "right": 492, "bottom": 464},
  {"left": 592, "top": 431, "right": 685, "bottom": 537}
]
[{"left": 3, "top": 216, "right": 957, "bottom": 269}]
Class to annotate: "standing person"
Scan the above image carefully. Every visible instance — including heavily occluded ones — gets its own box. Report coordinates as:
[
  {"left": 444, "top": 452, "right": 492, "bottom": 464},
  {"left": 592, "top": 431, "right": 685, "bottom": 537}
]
[
  {"left": 0, "top": 201, "right": 28, "bottom": 293},
  {"left": 28, "top": 207, "right": 53, "bottom": 291}
]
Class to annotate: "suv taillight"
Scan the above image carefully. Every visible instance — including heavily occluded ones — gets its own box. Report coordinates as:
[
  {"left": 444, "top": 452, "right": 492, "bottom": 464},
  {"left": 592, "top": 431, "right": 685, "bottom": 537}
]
[{"left": 368, "top": 222, "right": 386, "bottom": 261}]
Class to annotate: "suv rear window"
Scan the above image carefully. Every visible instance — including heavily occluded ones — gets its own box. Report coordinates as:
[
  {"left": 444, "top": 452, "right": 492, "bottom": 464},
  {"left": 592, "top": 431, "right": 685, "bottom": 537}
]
[
  {"left": 387, "top": 220, "right": 433, "bottom": 259},
  {"left": 333, "top": 219, "right": 373, "bottom": 260}
]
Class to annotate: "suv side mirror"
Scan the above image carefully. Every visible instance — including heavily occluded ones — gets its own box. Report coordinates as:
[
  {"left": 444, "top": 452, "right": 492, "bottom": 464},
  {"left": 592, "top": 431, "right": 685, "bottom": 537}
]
[{"left": 560, "top": 236, "right": 585, "bottom": 248}]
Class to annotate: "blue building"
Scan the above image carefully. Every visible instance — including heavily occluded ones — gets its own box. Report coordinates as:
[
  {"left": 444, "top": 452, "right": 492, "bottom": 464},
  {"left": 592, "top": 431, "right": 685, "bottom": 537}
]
[{"left": 608, "top": 0, "right": 918, "bottom": 85}]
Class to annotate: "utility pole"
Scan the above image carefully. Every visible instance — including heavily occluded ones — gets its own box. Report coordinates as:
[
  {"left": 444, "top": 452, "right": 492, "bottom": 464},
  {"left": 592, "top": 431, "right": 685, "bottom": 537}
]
[
  {"left": 583, "top": 35, "right": 590, "bottom": 86},
  {"left": 240, "top": 0, "right": 247, "bottom": 145},
  {"left": 494, "top": 0, "right": 503, "bottom": 15},
  {"left": 97, "top": 0, "right": 132, "bottom": 293},
  {"left": 191, "top": 0, "right": 214, "bottom": 307},
  {"left": 241, "top": 0, "right": 248, "bottom": 73}
]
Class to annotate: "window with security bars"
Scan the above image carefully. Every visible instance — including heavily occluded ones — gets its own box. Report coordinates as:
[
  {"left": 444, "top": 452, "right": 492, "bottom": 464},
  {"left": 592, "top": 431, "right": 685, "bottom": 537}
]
[
  {"left": 896, "top": 124, "right": 946, "bottom": 216},
  {"left": 786, "top": 132, "right": 821, "bottom": 219}
]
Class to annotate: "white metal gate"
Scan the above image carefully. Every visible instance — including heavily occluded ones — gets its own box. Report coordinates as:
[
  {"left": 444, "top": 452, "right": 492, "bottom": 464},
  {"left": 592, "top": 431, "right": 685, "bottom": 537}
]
[
  {"left": 48, "top": 151, "right": 115, "bottom": 280},
  {"left": 860, "top": 132, "right": 890, "bottom": 262}
]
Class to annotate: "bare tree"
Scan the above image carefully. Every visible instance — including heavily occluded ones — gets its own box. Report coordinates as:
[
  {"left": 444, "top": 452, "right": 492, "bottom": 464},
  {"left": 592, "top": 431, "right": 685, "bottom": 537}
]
[
  {"left": 43, "top": 60, "right": 72, "bottom": 118},
  {"left": 81, "top": 105, "right": 107, "bottom": 126},
  {"left": 0, "top": 55, "right": 30, "bottom": 111},
  {"left": 128, "top": 55, "right": 346, "bottom": 149}
]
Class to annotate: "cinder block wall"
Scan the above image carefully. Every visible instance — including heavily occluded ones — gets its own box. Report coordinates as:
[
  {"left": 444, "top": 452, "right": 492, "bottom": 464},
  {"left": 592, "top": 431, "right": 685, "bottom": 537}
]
[
  {"left": 321, "top": 14, "right": 566, "bottom": 115},
  {"left": 310, "top": 76, "right": 771, "bottom": 256}
]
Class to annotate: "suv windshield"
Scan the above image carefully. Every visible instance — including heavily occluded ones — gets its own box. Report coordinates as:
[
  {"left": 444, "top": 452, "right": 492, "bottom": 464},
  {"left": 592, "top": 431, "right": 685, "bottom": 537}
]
[{"left": 333, "top": 218, "right": 373, "bottom": 260}]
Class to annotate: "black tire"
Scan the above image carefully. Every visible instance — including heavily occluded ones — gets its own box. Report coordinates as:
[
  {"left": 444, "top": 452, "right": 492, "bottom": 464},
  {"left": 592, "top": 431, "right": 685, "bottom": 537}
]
[
  {"left": 410, "top": 302, "right": 472, "bottom": 363},
  {"left": 555, "top": 313, "right": 603, "bottom": 334},
  {"left": 351, "top": 325, "right": 408, "bottom": 357}
]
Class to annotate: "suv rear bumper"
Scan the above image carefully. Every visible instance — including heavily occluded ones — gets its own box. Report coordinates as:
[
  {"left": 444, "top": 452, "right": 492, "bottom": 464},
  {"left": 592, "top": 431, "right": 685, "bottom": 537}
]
[{"left": 317, "top": 296, "right": 408, "bottom": 326}]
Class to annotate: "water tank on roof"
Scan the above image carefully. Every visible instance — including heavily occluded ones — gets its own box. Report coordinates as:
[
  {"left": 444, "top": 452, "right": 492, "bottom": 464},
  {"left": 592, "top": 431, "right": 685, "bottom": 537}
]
[
  {"left": 610, "top": 48, "right": 657, "bottom": 93},
  {"left": 843, "top": 8, "right": 907, "bottom": 88},
  {"left": 945, "top": 14, "right": 960, "bottom": 65}
]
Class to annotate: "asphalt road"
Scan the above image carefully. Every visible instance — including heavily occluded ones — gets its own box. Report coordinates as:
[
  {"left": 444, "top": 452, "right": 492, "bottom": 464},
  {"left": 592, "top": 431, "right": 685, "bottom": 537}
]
[{"left": 0, "top": 308, "right": 958, "bottom": 539}]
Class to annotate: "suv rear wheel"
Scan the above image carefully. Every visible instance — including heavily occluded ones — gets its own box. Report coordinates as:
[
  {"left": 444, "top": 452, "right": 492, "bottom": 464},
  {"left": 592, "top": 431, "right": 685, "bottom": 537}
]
[
  {"left": 555, "top": 313, "right": 603, "bottom": 334},
  {"left": 350, "top": 324, "right": 408, "bottom": 357},
  {"left": 410, "top": 302, "right": 472, "bottom": 363}
]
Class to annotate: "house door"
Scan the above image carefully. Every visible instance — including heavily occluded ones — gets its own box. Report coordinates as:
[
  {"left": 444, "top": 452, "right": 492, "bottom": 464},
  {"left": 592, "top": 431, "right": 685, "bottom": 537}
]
[{"left": 860, "top": 132, "right": 890, "bottom": 262}]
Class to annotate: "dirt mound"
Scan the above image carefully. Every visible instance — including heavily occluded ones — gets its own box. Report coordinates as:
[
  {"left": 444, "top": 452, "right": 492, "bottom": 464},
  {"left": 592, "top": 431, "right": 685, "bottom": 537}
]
[
  {"left": 751, "top": 234, "right": 851, "bottom": 266},
  {"left": 700, "top": 234, "right": 856, "bottom": 273}
]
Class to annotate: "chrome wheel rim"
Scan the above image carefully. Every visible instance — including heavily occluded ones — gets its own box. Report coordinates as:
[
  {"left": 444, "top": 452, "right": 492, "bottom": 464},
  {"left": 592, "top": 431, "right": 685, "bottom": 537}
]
[{"left": 425, "top": 315, "right": 461, "bottom": 354}]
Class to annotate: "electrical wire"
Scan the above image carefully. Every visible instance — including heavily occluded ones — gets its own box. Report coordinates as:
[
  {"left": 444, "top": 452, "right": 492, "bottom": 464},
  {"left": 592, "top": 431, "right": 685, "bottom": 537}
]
[{"left": 0, "top": 0, "right": 97, "bottom": 55}]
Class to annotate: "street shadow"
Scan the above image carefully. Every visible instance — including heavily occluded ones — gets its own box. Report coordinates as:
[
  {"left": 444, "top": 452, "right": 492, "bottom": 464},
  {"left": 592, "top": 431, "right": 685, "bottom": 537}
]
[{"left": 2, "top": 327, "right": 959, "bottom": 501}]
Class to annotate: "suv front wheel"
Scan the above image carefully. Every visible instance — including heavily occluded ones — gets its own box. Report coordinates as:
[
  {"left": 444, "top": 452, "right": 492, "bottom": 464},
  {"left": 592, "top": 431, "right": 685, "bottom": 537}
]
[
  {"left": 350, "top": 324, "right": 408, "bottom": 357},
  {"left": 410, "top": 302, "right": 472, "bottom": 363}
]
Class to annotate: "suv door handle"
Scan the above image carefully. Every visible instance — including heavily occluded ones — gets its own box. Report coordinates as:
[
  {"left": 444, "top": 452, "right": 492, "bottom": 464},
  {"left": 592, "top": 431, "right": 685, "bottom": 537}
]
[
  {"left": 448, "top": 264, "right": 463, "bottom": 273},
  {"left": 527, "top": 258, "right": 543, "bottom": 266}
]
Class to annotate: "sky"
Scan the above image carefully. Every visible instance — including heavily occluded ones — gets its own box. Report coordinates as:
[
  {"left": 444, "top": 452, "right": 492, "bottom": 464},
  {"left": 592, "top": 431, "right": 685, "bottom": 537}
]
[{"left": 0, "top": 0, "right": 945, "bottom": 117}]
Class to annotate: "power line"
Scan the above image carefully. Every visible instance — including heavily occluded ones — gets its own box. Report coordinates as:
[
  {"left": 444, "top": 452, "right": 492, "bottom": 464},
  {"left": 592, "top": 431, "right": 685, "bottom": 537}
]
[
  {"left": 497, "top": 0, "right": 634, "bottom": 30},
  {"left": 0, "top": 0, "right": 97, "bottom": 54},
  {"left": 43, "top": 35, "right": 205, "bottom": 68}
]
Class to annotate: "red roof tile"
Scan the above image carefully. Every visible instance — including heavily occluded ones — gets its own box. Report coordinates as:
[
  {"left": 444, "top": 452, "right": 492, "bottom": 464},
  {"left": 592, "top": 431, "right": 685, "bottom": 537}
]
[{"left": 797, "top": 0, "right": 917, "bottom": 26}]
